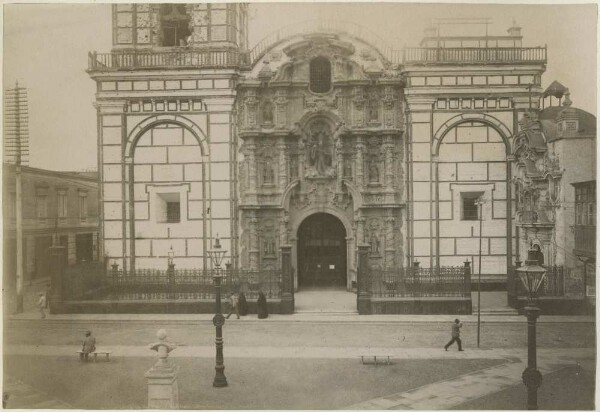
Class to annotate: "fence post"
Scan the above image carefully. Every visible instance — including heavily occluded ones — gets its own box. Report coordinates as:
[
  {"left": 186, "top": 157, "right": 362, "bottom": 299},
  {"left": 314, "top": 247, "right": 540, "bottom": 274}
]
[
  {"left": 412, "top": 260, "right": 420, "bottom": 298},
  {"left": 463, "top": 260, "right": 472, "bottom": 297},
  {"left": 357, "top": 245, "right": 371, "bottom": 315},
  {"left": 49, "top": 245, "right": 67, "bottom": 314},
  {"left": 280, "top": 246, "right": 294, "bottom": 314},
  {"left": 145, "top": 329, "right": 179, "bottom": 409}
]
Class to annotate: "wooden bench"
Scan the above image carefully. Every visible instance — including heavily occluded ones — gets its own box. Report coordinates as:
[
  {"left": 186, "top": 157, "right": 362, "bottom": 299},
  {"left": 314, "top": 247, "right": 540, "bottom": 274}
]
[
  {"left": 77, "top": 351, "right": 111, "bottom": 362},
  {"left": 360, "top": 355, "right": 391, "bottom": 366}
]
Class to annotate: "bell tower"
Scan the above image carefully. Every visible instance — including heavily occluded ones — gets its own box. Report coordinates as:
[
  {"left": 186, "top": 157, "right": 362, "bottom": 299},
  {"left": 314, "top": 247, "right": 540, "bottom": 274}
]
[
  {"left": 112, "top": 3, "right": 248, "bottom": 50},
  {"left": 89, "top": 3, "right": 248, "bottom": 271}
]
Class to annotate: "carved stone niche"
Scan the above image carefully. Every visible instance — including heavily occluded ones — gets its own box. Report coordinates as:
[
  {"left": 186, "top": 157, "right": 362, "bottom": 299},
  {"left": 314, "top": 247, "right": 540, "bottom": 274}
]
[{"left": 295, "top": 118, "right": 343, "bottom": 179}]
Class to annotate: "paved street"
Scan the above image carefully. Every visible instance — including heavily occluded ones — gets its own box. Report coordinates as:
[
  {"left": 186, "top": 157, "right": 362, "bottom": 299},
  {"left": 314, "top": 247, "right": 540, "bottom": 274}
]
[{"left": 3, "top": 313, "right": 595, "bottom": 409}]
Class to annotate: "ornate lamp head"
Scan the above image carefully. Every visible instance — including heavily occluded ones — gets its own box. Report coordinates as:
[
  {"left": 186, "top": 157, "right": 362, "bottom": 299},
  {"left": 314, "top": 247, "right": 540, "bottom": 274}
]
[
  {"left": 207, "top": 234, "right": 227, "bottom": 270},
  {"left": 516, "top": 248, "right": 547, "bottom": 302}
]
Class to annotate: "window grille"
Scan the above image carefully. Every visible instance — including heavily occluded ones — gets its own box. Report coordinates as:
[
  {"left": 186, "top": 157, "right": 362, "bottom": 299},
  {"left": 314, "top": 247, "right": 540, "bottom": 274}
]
[
  {"left": 309, "top": 57, "right": 331, "bottom": 93},
  {"left": 79, "top": 195, "right": 88, "bottom": 221},
  {"left": 166, "top": 201, "right": 181, "bottom": 223},
  {"left": 58, "top": 193, "right": 68, "bottom": 218},
  {"left": 461, "top": 192, "right": 483, "bottom": 221},
  {"left": 575, "top": 182, "right": 596, "bottom": 226}
]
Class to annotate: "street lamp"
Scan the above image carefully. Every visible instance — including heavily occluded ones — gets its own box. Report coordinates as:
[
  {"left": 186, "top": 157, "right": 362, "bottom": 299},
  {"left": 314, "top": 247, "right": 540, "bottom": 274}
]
[
  {"left": 207, "top": 234, "right": 228, "bottom": 388},
  {"left": 516, "top": 247, "right": 547, "bottom": 410},
  {"left": 475, "top": 196, "right": 485, "bottom": 348}
]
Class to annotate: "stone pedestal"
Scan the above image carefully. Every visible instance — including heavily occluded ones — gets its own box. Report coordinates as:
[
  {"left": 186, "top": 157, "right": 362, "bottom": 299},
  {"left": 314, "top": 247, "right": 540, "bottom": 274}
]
[
  {"left": 280, "top": 245, "right": 294, "bottom": 314},
  {"left": 145, "top": 366, "right": 180, "bottom": 409},
  {"left": 146, "top": 329, "right": 179, "bottom": 409},
  {"left": 357, "top": 244, "right": 371, "bottom": 314}
]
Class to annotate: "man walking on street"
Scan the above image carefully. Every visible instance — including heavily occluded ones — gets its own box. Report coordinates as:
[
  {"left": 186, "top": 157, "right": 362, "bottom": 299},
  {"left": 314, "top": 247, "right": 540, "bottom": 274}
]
[
  {"left": 37, "top": 293, "right": 47, "bottom": 319},
  {"left": 445, "top": 318, "right": 464, "bottom": 351},
  {"left": 226, "top": 292, "right": 240, "bottom": 319}
]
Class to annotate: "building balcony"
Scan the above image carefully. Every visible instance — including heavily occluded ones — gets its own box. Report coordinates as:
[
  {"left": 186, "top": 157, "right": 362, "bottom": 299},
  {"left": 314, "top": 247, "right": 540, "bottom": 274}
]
[
  {"left": 88, "top": 49, "right": 248, "bottom": 72},
  {"left": 403, "top": 46, "right": 547, "bottom": 65},
  {"left": 574, "top": 225, "right": 596, "bottom": 259}
]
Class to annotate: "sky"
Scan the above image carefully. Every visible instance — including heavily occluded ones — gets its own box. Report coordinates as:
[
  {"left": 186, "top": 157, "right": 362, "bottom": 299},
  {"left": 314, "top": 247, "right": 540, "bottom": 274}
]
[{"left": 3, "top": 2, "right": 598, "bottom": 171}]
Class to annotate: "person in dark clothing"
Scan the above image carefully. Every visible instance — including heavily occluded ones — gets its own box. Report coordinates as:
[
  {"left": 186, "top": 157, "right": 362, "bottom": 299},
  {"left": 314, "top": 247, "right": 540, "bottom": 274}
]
[
  {"left": 444, "top": 319, "right": 464, "bottom": 351},
  {"left": 257, "top": 292, "right": 268, "bottom": 319},
  {"left": 81, "top": 330, "right": 97, "bottom": 361}
]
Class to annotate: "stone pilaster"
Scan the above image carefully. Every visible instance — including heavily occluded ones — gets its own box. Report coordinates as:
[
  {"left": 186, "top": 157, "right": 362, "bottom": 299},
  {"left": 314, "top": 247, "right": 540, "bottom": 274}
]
[
  {"left": 274, "top": 89, "right": 288, "bottom": 129},
  {"left": 384, "top": 135, "right": 395, "bottom": 190},
  {"left": 245, "top": 89, "right": 259, "bottom": 129},
  {"left": 277, "top": 140, "right": 288, "bottom": 188},
  {"left": 355, "top": 136, "right": 365, "bottom": 188},
  {"left": 248, "top": 212, "right": 259, "bottom": 270},
  {"left": 384, "top": 212, "right": 396, "bottom": 269}
]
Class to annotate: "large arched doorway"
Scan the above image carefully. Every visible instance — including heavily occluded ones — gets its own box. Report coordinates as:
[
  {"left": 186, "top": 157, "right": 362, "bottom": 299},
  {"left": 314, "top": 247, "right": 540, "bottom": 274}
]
[{"left": 297, "top": 213, "right": 347, "bottom": 288}]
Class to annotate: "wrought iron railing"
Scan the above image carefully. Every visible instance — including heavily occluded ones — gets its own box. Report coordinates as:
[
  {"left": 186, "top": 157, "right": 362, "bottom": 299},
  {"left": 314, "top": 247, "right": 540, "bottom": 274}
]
[
  {"left": 368, "top": 266, "right": 470, "bottom": 298},
  {"left": 88, "top": 49, "right": 246, "bottom": 71},
  {"left": 63, "top": 267, "right": 282, "bottom": 301},
  {"left": 574, "top": 225, "right": 596, "bottom": 258},
  {"left": 403, "top": 46, "right": 547, "bottom": 64}
]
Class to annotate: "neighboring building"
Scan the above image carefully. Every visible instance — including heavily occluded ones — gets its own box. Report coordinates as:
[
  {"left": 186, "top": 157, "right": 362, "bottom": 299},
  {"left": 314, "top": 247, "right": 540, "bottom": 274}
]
[
  {"left": 87, "top": 6, "right": 595, "bottom": 297},
  {"left": 3, "top": 165, "right": 100, "bottom": 307}
]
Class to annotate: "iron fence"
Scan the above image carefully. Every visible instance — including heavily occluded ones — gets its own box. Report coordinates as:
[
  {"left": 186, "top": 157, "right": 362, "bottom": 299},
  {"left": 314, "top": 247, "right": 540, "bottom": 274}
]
[
  {"left": 64, "top": 267, "right": 283, "bottom": 301},
  {"left": 508, "top": 265, "right": 583, "bottom": 298},
  {"left": 368, "top": 266, "right": 470, "bottom": 298}
]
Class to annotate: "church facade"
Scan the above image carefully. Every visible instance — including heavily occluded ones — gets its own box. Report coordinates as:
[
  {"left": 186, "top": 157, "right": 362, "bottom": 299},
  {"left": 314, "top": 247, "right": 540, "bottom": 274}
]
[{"left": 88, "top": 5, "right": 594, "bottom": 295}]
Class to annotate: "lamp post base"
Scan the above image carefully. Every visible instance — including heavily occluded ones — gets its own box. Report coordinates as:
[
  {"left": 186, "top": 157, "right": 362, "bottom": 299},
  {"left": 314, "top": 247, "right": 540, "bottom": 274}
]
[{"left": 213, "top": 365, "right": 228, "bottom": 388}]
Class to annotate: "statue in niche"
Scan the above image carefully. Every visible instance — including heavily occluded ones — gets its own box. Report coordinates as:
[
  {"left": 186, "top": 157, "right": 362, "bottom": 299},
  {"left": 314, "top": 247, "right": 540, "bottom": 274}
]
[
  {"left": 369, "top": 162, "right": 379, "bottom": 183},
  {"left": 370, "top": 233, "right": 380, "bottom": 255},
  {"left": 262, "top": 159, "right": 274, "bottom": 185},
  {"left": 262, "top": 102, "right": 274, "bottom": 125},
  {"left": 343, "top": 160, "right": 352, "bottom": 179},
  {"left": 264, "top": 237, "right": 276, "bottom": 257},
  {"left": 297, "top": 120, "right": 339, "bottom": 177}
]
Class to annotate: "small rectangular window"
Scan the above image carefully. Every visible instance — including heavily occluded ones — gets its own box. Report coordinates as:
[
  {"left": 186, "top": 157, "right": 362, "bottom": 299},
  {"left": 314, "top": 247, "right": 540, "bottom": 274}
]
[
  {"left": 37, "top": 196, "right": 48, "bottom": 219},
  {"left": 461, "top": 192, "right": 484, "bottom": 221},
  {"left": 157, "top": 192, "right": 181, "bottom": 223},
  {"left": 58, "top": 193, "right": 67, "bottom": 218},
  {"left": 79, "top": 195, "right": 88, "bottom": 221},
  {"left": 167, "top": 201, "right": 181, "bottom": 223}
]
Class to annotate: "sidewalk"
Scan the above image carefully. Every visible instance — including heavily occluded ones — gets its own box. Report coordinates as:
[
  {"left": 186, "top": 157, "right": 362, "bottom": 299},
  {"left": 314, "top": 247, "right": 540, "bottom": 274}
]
[
  {"left": 345, "top": 348, "right": 594, "bottom": 410},
  {"left": 4, "top": 344, "right": 593, "bottom": 410},
  {"left": 7, "top": 311, "right": 596, "bottom": 324}
]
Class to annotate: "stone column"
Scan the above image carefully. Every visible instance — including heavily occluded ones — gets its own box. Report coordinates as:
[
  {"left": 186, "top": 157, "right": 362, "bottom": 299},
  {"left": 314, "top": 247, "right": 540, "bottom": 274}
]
[
  {"left": 49, "top": 245, "right": 67, "bottom": 314},
  {"left": 384, "top": 135, "right": 395, "bottom": 189},
  {"left": 280, "top": 245, "right": 294, "bottom": 314},
  {"left": 145, "top": 329, "right": 179, "bottom": 409},
  {"left": 248, "top": 213, "right": 259, "bottom": 271},
  {"left": 355, "top": 136, "right": 365, "bottom": 188},
  {"left": 355, "top": 212, "right": 366, "bottom": 245},
  {"left": 357, "top": 244, "right": 371, "bottom": 315},
  {"left": 246, "top": 142, "right": 258, "bottom": 191},
  {"left": 274, "top": 90, "right": 288, "bottom": 129},
  {"left": 384, "top": 213, "right": 396, "bottom": 269},
  {"left": 277, "top": 141, "right": 288, "bottom": 188}
]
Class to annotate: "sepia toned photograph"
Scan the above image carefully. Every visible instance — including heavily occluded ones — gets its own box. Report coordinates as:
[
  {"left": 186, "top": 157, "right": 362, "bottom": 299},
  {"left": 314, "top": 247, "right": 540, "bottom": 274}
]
[{"left": 2, "top": 1, "right": 597, "bottom": 409}]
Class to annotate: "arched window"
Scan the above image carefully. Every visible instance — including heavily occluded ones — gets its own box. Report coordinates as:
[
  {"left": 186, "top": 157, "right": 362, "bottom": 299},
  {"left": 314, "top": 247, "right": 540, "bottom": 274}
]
[{"left": 309, "top": 57, "right": 331, "bottom": 93}]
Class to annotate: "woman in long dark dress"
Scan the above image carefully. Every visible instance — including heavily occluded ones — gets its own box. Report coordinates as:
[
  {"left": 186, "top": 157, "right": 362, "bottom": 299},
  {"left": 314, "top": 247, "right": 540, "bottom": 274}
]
[{"left": 257, "top": 292, "right": 268, "bottom": 319}]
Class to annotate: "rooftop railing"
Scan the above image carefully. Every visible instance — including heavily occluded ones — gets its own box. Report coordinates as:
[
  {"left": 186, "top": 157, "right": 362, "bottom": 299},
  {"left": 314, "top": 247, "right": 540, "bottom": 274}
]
[
  {"left": 403, "top": 46, "right": 547, "bottom": 64},
  {"left": 87, "top": 49, "right": 247, "bottom": 72}
]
